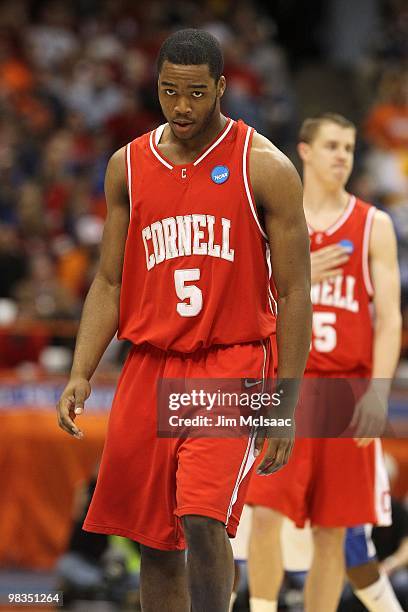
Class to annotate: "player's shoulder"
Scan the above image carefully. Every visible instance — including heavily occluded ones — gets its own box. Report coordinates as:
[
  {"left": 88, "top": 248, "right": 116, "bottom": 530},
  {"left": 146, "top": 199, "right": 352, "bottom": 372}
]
[
  {"left": 371, "top": 208, "right": 394, "bottom": 236},
  {"left": 126, "top": 125, "right": 159, "bottom": 153},
  {"left": 356, "top": 198, "right": 396, "bottom": 254},
  {"left": 250, "top": 131, "right": 298, "bottom": 183},
  {"left": 107, "top": 124, "right": 156, "bottom": 174},
  {"left": 251, "top": 131, "right": 292, "bottom": 167},
  {"left": 106, "top": 145, "right": 127, "bottom": 177},
  {"left": 352, "top": 194, "right": 373, "bottom": 212},
  {"left": 353, "top": 195, "right": 392, "bottom": 227}
]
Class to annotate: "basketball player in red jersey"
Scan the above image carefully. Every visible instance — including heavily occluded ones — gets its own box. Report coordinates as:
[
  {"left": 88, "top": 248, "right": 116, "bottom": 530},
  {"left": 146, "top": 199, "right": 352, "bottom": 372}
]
[
  {"left": 246, "top": 113, "right": 401, "bottom": 612},
  {"left": 56, "top": 30, "right": 312, "bottom": 612}
]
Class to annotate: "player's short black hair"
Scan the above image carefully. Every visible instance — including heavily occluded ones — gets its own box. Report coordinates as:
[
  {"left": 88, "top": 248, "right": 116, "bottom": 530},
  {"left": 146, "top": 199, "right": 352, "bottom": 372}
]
[{"left": 157, "top": 29, "right": 224, "bottom": 82}]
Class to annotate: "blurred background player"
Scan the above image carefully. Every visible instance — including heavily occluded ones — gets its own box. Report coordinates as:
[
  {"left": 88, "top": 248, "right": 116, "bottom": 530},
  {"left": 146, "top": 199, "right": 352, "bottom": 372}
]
[
  {"left": 246, "top": 112, "right": 402, "bottom": 612},
  {"left": 56, "top": 29, "right": 311, "bottom": 612}
]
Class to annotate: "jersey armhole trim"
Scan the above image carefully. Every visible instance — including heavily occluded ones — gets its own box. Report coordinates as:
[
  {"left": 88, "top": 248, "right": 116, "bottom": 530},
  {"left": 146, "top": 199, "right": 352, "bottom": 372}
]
[
  {"left": 126, "top": 143, "right": 133, "bottom": 219},
  {"left": 362, "top": 206, "right": 376, "bottom": 296},
  {"left": 243, "top": 127, "right": 268, "bottom": 240},
  {"left": 266, "top": 244, "right": 278, "bottom": 316}
]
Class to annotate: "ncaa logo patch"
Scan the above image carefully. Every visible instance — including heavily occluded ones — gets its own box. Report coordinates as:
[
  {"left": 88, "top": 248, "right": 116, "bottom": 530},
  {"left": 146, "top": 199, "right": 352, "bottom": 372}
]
[
  {"left": 338, "top": 239, "right": 354, "bottom": 253},
  {"left": 211, "top": 165, "right": 229, "bottom": 185}
]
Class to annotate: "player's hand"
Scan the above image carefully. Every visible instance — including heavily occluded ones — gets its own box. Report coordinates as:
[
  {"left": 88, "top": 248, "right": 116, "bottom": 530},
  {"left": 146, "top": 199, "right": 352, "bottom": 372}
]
[
  {"left": 254, "top": 380, "right": 298, "bottom": 475},
  {"left": 311, "top": 245, "right": 350, "bottom": 284},
  {"left": 350, "top": 382, "right": 388, "bottom": 444},
  {"left": 355, "top": 437, "right": 375, "bottom": 447},
  {"left": 380, "top": 554, "right": 400, "bottom": 576},
  {"left": 255, "top": 435, "right": 295, "bottom": 476},
  {"left": 56, "top": 377, "right": 91, "bottom": 439}
]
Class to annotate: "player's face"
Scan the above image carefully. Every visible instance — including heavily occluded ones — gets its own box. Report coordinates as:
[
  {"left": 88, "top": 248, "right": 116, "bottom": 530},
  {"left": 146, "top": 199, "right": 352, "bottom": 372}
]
[
  {"left": 158, "top": 61, "right": 226, "bottom": 141},
  {"left": 302, "top": 123, "right": 356, "bottom": 188}
]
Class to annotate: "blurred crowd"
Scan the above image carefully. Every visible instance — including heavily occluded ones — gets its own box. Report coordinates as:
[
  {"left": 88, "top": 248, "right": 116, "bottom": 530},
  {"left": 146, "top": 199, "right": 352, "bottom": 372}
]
[{"left": 0, "top": 0, "right": 407, "bottom": 373}]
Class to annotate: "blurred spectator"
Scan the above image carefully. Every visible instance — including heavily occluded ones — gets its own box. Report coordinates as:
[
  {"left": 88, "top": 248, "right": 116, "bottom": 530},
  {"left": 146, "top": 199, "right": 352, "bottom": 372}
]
[
  {"left": 66, "top": 60, "right": 125, "bottom": 129},
  {"left": 18, "top": 181, "right": 49, "bottom": 241},
  {"left": 56, "top": 475, "right": 140, "bottom": 606},
  {"left": 362, "top": 68, "right": 408, "bottom": 290},
  {"left": 12, "top": 252, "right": 78, "bottom": 320},
  {"left": 0, "top": 37, "right": 33, "bottom": 95},
  {"left": 223, "top": 38, "right": 264, "bottom": 131},
  {"left": 365, "top": 68, "right": 408, "bottom": 152},
  {"left": 0, "top": 224, "right": 27, "bottom": 298},
  {"left": 26, "top": 1, "right": 78, "bottom": 71},
  {"left": 106, "top": 91, "right": 158, "bottom": 148},
  {"left": 377, "top": 0, "right": 408, "bottom": 62},
  {"left": 56, "top": 215, "right": 103, "bottom": 299}
]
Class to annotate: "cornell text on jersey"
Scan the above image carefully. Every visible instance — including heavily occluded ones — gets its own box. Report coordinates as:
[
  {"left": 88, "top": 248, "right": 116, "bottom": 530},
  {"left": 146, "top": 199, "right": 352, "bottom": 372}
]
[
  {"left": 311, "top": 274, "right": 358, "bottom": 312},
  {"left": 142, "top": 214, "right": 234, "bottom": 270}
]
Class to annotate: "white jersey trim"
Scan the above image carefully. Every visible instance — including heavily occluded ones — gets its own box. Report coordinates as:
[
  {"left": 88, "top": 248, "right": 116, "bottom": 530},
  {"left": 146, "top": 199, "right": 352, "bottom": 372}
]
[
  {"left": 364, "top": 524, "right": 376, "bottom": 559},
  {"left": 266, "top": 243, "right": 278, "bottom": 316},
  {"left": 126, "top": 143, "right": 133, "bottom": 219},
  {"left": 325, "top": 195, "right": 356, "bottom": 236},
  {"left": 374, "top": 438, "right": 392, "bottom": 526},
  {"left": 193, "top": 118, "right": 234, "bottom": 166},
  {"left": 225, "top": 430, "right": 257, "bottom": 527},
  {"left": 362, "top": 206, "right": 376, "bottom": 296},
  {"left": 243, "top": 127, "right": 268, "bottom": 240},
  {"left": 225, "top": 339, "right": 268, "bottom": 526},
  {"left": 149, "top": 119, "right": 234, "bottom": 170},
  {"left": 149, "top": 129, "right": 173, "bottom": 170},
  {"left": 155, "top": 123, "right": 166, "bottom": 146}
]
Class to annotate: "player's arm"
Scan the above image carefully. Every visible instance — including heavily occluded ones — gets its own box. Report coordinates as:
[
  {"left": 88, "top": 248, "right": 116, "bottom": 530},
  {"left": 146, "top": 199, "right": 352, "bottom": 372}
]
[
  {"left": 370, "top": 211, "right": 402, "bottom": 383},
  {"left": 250, "top": 133, "right": 312, "bottom": 474},
  {"left": 56, "top": 147, "right": 130, "bottom": 438},
  {"left": 381, "top": 536, "right": 408, "bottom": 575},
  {"left": 352, "top": 210, "right": 402, "bottom": 441}
]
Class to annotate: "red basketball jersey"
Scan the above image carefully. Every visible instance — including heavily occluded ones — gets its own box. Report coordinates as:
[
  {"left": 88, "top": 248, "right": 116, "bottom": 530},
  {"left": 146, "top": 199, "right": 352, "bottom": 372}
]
[
  {"left": 307, "top": 196, "right": 376, "bottom": 375},
  {"left": 119, "top": 118, "right": 276, "bottom": 352}
]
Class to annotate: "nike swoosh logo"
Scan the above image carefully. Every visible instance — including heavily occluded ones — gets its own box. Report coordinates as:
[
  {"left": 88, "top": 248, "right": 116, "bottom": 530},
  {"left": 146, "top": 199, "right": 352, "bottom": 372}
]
[{"left": 244, "top": 379, "right": 263, "bottom": 389}]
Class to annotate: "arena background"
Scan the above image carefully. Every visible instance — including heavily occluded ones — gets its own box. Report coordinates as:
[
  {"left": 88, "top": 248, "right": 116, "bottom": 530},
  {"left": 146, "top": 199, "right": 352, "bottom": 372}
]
[{"left": 0, "top": 0, "right": 407, "bottom": 610}]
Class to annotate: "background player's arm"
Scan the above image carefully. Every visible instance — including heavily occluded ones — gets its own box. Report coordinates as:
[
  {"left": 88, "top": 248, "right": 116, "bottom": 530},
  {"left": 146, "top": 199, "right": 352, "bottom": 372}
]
[
  {"left": 250, "top": 133, "right": 312, "bottom": 474},
  {"left": 56, "top": 147, "right": 129, "bottom": 438},
  {"left": 370, "top": 210, "right": 402, "bottom": 383},
  {"left": 352, "top": 210, "right": 402, "bottom": 441}
]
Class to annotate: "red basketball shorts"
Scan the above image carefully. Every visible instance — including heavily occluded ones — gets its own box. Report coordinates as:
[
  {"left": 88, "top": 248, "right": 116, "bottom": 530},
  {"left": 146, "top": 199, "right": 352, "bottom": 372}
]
[
  {"left": 83, "top": 339, "right": 273, "bottom": 550},
  {"left": 246, "top": 373, "right": 391, "bottom": 528}
]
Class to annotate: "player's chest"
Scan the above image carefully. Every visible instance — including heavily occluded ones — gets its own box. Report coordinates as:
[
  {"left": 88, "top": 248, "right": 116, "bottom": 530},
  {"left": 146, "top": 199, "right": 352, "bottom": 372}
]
[{"left": 135, "top": 162, "right": 244, "bottom": 220}]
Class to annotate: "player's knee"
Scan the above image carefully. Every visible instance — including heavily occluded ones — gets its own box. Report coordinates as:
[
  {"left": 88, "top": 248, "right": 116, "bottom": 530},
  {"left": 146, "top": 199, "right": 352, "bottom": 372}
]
[
  {"left": 312, "top": 527, "right": 345, "bottom": 554},
  {"left": 251, "top": 506, "right": 283, "bottom": 536},
  {"left": 182, "top": 515, "right": 225, "bottom": 552},
  {"left": 347, "top": 561, "right": 380, "bottom": 590},
  {"left": 140, "top": 544, "right": 185, "bottom": 573}
]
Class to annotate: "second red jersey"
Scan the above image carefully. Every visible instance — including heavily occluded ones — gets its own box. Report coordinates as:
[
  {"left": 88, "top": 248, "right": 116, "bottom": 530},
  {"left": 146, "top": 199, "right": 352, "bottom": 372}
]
[
  {"left": 119, "top": 118, "right": 276, "bottom": 353},
  {"left": 307, "top": 195, "right": 376, "bottom": 375}
]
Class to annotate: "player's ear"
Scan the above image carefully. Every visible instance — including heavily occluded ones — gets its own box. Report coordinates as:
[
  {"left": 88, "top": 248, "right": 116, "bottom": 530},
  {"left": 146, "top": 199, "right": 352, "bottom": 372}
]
[
  {"left": 297, "top": 142, "right": 310, "bottom": 163},
  {"left": 217, "top": 76, "right": 226, "bottom": 98}
]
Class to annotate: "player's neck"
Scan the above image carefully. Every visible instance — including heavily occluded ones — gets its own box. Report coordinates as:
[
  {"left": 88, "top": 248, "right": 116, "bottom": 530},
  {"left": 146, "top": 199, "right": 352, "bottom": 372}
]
[
  {"left": 166, "top": 114, "right": 227, "bottom": 156},
  {"left": 303, "top": 179, "right": 349, "bottom": 216}
]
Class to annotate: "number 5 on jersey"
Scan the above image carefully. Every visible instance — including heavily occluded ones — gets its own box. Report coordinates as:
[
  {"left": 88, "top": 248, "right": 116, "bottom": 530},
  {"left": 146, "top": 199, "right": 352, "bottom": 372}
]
[
  {"left": 312, "top": 312, "right": 337, "bottom": 352},
  {"left": 174, "top": 269, "right": 203, "bottom": 317}
]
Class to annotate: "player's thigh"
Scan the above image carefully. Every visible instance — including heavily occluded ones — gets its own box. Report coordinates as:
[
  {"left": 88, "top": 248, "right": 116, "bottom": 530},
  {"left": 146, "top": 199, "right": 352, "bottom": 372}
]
[{"left": 175, "top": 433, "right": 256, "bottom": 531}]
